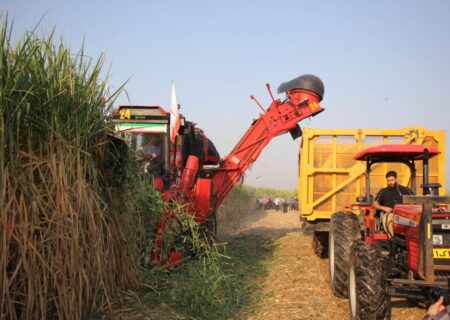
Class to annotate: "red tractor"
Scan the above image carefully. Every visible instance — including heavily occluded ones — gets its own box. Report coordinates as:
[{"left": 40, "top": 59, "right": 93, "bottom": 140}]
[
  {"left": 112, "top": 74, "right": 325, "bottom": 267},
  {"left": 328, "top": 144, "right": 450, "bottom": 319}
]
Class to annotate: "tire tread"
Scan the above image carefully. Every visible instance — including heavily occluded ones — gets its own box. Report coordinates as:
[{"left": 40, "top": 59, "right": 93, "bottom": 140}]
[{"left": 329, "top": 212, "right": 360, "bottom": 298}]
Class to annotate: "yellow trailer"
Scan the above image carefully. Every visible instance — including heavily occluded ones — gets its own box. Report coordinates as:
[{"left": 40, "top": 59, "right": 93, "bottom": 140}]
[{"left": 298, "top": 127, "right": 446, "bottom": 256}]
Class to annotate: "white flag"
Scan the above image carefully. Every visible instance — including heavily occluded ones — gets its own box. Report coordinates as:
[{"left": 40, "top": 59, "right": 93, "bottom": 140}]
[{"left": 169, "top": 81, "right": 180, "bottom": 143}]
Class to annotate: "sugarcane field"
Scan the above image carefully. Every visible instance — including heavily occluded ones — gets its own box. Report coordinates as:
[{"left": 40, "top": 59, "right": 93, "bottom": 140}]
[{"left": 1, "top": 2, "right": 450, "bottom": 320}]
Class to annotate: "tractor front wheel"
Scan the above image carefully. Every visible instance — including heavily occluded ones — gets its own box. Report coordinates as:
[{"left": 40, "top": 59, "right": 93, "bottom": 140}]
[
  {"left": 329, "top": 212, "right": 360, "bottom": 298},
  {"left": 348, "top": 240, "right": 391, "bottom": 320}
]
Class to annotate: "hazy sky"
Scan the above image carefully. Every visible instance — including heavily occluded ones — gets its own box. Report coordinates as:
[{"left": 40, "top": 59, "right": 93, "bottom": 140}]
[{"left": 3, "top": 0, "right": 449, "bottom": 190}]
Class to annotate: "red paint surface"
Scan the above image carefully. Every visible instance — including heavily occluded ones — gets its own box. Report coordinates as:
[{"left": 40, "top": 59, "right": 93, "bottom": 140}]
[{"left": 354, "top": 144, "right": 439, "bottom": 161}]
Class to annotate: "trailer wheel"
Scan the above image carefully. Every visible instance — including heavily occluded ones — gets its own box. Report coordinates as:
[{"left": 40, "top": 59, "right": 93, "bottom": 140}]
[
  {"left": 313, "top": 231, "right": 328, "bottom": 258},
  {"left": 349, "top": 240, "right": 391, "bottom": 320},
  {"left": 329, "top": 212, "right": 360, "bottom": 298}
]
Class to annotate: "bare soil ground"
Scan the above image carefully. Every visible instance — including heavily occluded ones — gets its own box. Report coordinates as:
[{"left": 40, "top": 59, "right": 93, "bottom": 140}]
[{"left": 219, "top": 209, "right": 425, "bottom": 320}]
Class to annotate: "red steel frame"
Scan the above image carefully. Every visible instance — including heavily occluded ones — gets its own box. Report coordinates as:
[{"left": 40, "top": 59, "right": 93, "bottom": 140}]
[{"left": 212, "top": 91, "right": 323, "bottom": 208}]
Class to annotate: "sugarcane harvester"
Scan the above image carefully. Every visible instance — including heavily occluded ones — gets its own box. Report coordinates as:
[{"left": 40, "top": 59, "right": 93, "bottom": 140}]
[{"left": 112, "top": 74, "right": 325, "bottom": 267}]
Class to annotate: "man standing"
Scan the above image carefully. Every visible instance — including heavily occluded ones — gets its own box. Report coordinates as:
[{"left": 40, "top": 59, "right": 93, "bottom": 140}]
[
  {"left": 373, "top": 170, "right": 414, "bottom": 238},
  {"left": 282, "top": 200, "right": 288, "bottom": 213}
]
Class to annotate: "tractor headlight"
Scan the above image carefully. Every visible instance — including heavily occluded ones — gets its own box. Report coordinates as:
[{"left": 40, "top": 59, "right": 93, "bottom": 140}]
[{"left": 433, "top": 234, "right": 444, "bottom": 246}]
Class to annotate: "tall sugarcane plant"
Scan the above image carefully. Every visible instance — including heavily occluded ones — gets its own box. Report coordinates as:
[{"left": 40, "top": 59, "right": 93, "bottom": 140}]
[{"left": 0, "top": 16, "right": 161, "bottom": 320}]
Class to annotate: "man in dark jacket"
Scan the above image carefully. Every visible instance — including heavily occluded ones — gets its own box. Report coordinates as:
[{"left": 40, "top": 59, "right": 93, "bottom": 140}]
[{"left": 373, "top": 170, "right": 413, "bottom": 237}]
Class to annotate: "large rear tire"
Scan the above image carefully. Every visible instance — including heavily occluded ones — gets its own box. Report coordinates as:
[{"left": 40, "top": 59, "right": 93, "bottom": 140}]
[
  {"left": 329, "top": 212, "right": 360, "bottom": 298},
  {"left": 348, "top": 240, "right": 391, "bottom": 320}
]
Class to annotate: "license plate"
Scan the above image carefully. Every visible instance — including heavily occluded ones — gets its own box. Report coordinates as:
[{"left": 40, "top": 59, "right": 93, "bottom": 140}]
[{"left": 433, "top": 248, "right": 450, "bottom": 259}]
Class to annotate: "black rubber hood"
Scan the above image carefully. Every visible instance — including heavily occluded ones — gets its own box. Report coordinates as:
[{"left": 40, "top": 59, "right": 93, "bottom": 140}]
[{"left": 277, "top": 74, "right": 324, "bottom": 101}]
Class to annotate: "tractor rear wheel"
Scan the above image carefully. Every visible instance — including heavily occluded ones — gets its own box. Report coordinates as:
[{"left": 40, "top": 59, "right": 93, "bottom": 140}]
[
  {"left": 348, "top": 240, "right": 391, "bottom": 320},
  {"left": 329, "top": 212, "right": 360, "bottom": 298}
]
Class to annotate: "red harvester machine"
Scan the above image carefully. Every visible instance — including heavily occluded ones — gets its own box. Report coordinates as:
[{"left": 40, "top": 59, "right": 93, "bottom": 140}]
[{"left": 112, "top": 74, "right": 325, "bottom": 266}]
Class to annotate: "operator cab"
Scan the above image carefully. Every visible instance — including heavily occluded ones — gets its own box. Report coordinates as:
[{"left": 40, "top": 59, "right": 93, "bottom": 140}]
[
  {"left": 112, "top": 105, "right": 171, "bottom": 186},
  {"left": 355, "top": 144, "right": 441, "bottom": 199},
  {"left": 352, "top": 144, "right": 442, "bottom": 241},
  {"left": 112, "top": 105, "right": 221, "bottom": 191}
]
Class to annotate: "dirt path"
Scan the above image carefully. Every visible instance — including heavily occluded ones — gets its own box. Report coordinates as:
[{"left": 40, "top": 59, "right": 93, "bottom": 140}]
[{"left": 223, "top": 209, "right": 425, "bottom": 320}]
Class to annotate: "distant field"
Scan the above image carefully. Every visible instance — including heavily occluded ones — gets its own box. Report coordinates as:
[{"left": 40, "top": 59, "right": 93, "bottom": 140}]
[
  {"left": 217, "top": 185, "right": 296, "bottom": 238},
  {"left": 242, "top": 185, "right": 296, "bottom": 198}
]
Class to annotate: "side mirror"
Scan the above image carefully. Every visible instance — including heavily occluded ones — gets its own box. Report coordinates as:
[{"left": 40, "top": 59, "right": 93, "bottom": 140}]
[{"left": 421, "top": 183, "right": 441, "bottom": 196}]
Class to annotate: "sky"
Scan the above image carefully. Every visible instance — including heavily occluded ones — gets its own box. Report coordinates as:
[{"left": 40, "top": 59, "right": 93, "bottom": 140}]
[{"left": 2, "top": 0, "right": 449, "bottom": 190}]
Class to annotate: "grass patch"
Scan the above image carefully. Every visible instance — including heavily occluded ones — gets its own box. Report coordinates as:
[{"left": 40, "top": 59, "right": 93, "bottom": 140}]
[{"left": 116, "top": 235, "right": 274, "bottom": 320}]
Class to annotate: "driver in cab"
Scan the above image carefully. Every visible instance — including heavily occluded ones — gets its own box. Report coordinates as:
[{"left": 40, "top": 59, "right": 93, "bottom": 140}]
[
  {"left": 373, "top": 170, "right": 414, "bottom": 238},
  {"left": 137, "top": 134, "right": 163, "bottom": 175}
]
